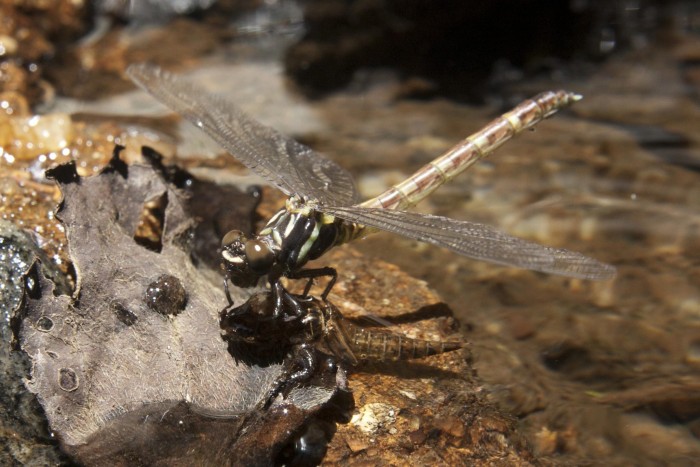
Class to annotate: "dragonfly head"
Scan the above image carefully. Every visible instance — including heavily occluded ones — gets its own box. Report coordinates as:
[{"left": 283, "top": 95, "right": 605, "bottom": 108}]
[{"left": 221, "top": 230, "right": 275, "bottom": 288}]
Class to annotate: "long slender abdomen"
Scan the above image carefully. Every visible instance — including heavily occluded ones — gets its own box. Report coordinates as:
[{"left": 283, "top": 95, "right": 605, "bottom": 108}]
[{"left": 360, "top": 90, "right": 581, "bottom": 211}]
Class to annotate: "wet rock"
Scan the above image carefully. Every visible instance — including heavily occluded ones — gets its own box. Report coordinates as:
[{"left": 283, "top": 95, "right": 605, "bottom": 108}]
[
  {"left": 0, "top": 220, "right": 68, "bottom": 317},
  {"left": 0, "top": 221, "right": 72, "bottom": 466},
  {"left": 0, "top": 113, "right": 73, "bottom": 161},
  {"left": 12, "top": 148, "right": 342, "bottom": 465},
  {"left": 349, "top": 402, "right": 397, "bottom": 435},
  {"left": 310, "top": 248, "right": 533, "bottom": 465},
  {"left": 0, "top": 1, "right": 89, "bottom": 108}
]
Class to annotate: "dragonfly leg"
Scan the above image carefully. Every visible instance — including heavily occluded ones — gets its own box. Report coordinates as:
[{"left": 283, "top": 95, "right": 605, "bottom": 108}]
[
  {"left": 263, "top": 343, "right": 317, "bottom": 409},
  {"left": 271, "top": 279, "right": 306, "bottom": 318},
  {"left": 282, "top": 289, "right": 306, "bottom": 316},
  {"left": 288, "top": 267, "right": 337, "bottom": 299},
  {"left": 320, "top": 269, "right": 337, "bottom": 300},
  {"left": 223, "top": 277, "right": 234, "bottom": 305},
  {"left": 285, "top": 344, "right": 317, "bottom": 386},
  {"left": 270, "top": 280, "right": 285, "bottom": 318}
]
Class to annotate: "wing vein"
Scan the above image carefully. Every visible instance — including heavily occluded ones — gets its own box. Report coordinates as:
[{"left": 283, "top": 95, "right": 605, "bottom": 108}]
[
  {"left": 325, "top": 207, "right": 615, "bottom": 280},
  {"left": 127, "top": 63, "right": 358, "bottom": 206}
]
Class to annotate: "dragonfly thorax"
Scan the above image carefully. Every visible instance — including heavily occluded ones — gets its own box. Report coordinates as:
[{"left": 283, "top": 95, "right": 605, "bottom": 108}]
[{"left": 220, "top": 204, "right": 345, "bottom": 291}]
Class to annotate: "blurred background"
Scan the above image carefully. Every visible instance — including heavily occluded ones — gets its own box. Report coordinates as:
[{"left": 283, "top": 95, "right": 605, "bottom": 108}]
[{"left": 1, "top": 1, "right": 699, "bottom": 465}]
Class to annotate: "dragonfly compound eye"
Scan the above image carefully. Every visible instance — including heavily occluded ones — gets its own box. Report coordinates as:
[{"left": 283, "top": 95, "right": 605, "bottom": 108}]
[
  {"left": 221, "top": 230, "right": 247, "bottom": 267},
  {"left": 245, "top": 239, "right": 275, "bottom": 273},
  {"left": 221, "top": 230, "right": 266, "bottom": 288},
  {"left": 221, "top": 229, "right": 246, "bottom": 248}
]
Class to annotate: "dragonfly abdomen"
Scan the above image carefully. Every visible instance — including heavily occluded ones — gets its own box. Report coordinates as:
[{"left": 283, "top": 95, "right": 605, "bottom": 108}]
[{"left": 361, "top": 90, "right": 581, "bottom": 211}]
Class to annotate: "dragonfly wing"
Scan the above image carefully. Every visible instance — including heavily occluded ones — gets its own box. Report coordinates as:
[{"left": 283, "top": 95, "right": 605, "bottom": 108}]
[
  {"left": 291, "top": 146, "right": 359, "bottom": 206},
  {"left": 324, "top": 207, "right": 616, "bottom": 280},
  {"left": 324, "top": 323, "right": 360, "bottom": 367},
  {"left": 127, "top": 64, "right": 358, "bottom": 206}
]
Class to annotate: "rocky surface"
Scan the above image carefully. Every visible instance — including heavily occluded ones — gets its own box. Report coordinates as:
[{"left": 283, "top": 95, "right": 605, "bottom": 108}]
[
  {"left": 318, "top": 248, "right": 532, "bottom": 465},
  {"left": 0, "top": 221, "right": 72, "bottom": 465}
]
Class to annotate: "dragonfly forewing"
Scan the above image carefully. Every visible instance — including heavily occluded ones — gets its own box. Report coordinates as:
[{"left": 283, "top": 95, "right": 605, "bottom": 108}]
[{"left": 127, "top": 63, "right": 358, "bottom": 206}]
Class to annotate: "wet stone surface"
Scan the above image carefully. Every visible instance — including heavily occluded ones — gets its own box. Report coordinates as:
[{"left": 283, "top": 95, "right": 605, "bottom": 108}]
[
  {"left": 0, "top": 222, "right": 72, "bottom": 466},
  {"left": 0, "top": 220, "right": 67, "bottom": 317},
  {"left": 11, "top": 150, "right": 343, "bottom": 465},
  {"left": 314, "top": 249, "right": 532, "bottom": 465}
]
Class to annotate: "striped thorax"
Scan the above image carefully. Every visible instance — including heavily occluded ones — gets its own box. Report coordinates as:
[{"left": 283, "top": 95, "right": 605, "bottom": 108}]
[{"left": 221, "top": 196, "right": 360, "bottom": 289}]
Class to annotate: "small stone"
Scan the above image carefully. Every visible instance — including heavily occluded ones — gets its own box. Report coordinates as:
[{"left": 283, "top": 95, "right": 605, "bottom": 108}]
[
  {"left": 434, "top": 416, "right": 465, "bottom": 438},
  {"left": 349, "top": 403, "right": 397, "bottom": 435},
  {"left": 345, "top": 435, "right": 369, "bottom": 452},
  {"left": 408, "top": 429, "right": 427, "bottom": 445},
  {"left": 1, "top": 113, "right": 73, "bottom": 161},
  {"left": 533, "top": 426, "right": 558, "bottom": 456}
]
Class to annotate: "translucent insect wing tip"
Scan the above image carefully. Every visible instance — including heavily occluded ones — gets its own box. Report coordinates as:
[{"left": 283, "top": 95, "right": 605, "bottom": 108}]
[
  {"left": 577, "top": 260, "right": 616, "bottom": 281},
  {"left": 595, "top": 262, "right": 617, "bottom": 281}
]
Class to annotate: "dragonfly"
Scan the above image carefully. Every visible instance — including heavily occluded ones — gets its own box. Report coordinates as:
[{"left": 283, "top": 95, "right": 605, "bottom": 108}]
[
  {"left": 220, "top": 291, "right": 463, "bottom": 407},
  {"left": 127, "top": 64, "right": 615, "bottom": 317}
]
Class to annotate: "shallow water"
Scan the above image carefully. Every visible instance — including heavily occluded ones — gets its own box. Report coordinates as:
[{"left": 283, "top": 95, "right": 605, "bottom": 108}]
[{"left": 347, "top": 52, "right": 700, "bottom": 466}]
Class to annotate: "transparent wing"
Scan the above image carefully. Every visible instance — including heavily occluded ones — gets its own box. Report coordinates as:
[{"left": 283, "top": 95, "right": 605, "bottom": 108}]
[
  {"left": 127, "top": 63, "right": 359, "bottom": 206},
  {"left": 324, "top": 207, "right": 616, "bottom": 280},
  {"left": 323, "top": 318, "right": 360, "bottom": 367}
]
